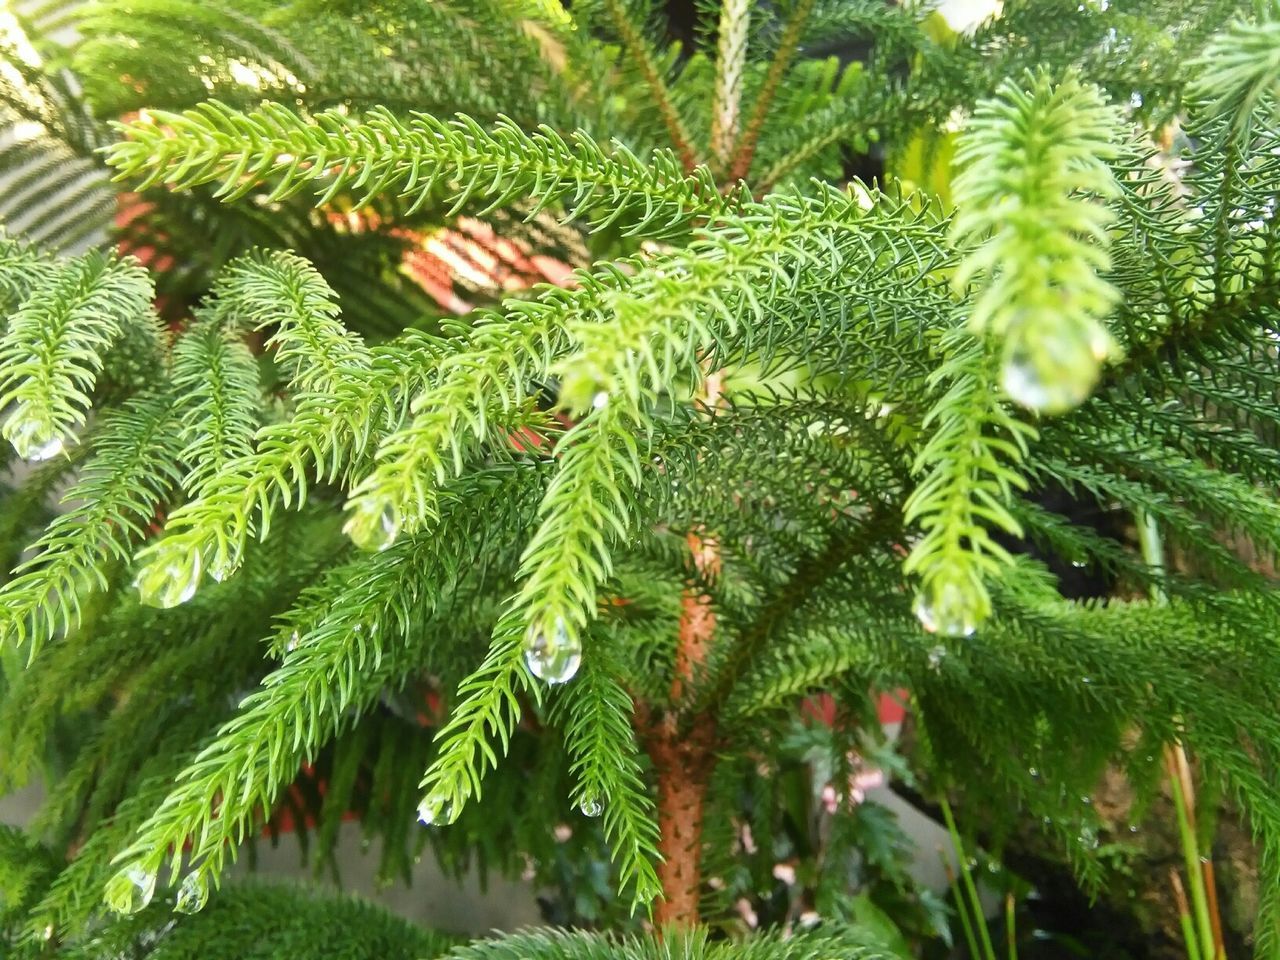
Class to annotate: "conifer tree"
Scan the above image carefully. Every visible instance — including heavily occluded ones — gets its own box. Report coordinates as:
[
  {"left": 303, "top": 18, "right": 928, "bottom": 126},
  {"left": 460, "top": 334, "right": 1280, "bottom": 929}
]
[{"left": 1, "top": 0, "right": 1279, "bottom": 956}]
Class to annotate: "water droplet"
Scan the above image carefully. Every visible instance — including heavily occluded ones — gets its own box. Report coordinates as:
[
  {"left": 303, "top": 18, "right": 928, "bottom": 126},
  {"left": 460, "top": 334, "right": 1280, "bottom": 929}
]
[
  {"left": 579, "top": 797, "right": 603, "bottom": 818},
  {"left": 1028, "top": 766, "right": 1041, "bottom": 780},
  {"left": 1081, "top": 795, "right": 1093, "bottom": 805},
  {"left": 174, "top": 872, "right": 209, "bottom": 914},
  {"left": 592, "top": 391, "right": 609, "bottom": 410},
  {"left": 3, "top": 403, "right": 66, "bottom": 461},
  {"left": 523, "top": 617, "right": 582, "bottom": 684},
  {"left": 987, "top": 861, "right": 1001, "bottom": 874},
  {"left": 927, "top": 644, "right": 947, "bottom": 670},
  {"left": 343, "top": 496, "right": 400, "bottom": 552},
  {"left": 1001, "top": 332, "right": 1098, "bottom": 415},
  {"left": 1078, "top": 827, "right": 1099, "bottom": 850},
  {"left": 107, "top": 864, "right": 156, "bottom": 914},
  {"left": 913, "top": 587, "right": 976, "bottom": 638},
  {"left": 1081, "top": 676, "right": 1093, "bottom": 685},
  {"left": 41, "top": 925, "right": 53, "bottom": 942},
  {"left": 416, "top": 795, "right": 457, "bottom": 826},
  {"left": 285, "top": 630, "right": 300, "bottom": 652},
  {"left": 134, "top": 546, "right": 202, "bottom": 609},
  {"left": 1128, "top": 824, "right": 1140, "bottom": 834},
  {"left": 207, "top": 548, "right": 241, "bottom": 583}
]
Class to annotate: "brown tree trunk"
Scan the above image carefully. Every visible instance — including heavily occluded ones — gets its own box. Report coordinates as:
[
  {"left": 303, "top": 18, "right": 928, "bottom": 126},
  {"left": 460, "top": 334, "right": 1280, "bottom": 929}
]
[
  {"left": 645, "top": 371, "right": 724, "bottom": 929},
  {"left": 646, "top": 530, "right": 721, "bottom": 928},
  {"left": 648, "top": 710, "right": 717, "bottom": 928}
]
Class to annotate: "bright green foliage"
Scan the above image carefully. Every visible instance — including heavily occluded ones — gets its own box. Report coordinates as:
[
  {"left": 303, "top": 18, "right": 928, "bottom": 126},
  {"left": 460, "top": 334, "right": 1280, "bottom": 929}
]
[
  {"left": 441, "top": 925, "right": 897, "bottom": 960},
  {"left": 1, "top": 0, "right": 1279, "bottom": 957},
  {"left": 105, "top": 102, "right": 740, "bottom": 236},
  {"left": 950, "top": 69, "right": 1122, "bottom": 414},
  {"left": 0, "top": 250, "right": 156, "bottom": 460},
  {"left": 57, "top": 880, "right": 456, "bottom": 960}
]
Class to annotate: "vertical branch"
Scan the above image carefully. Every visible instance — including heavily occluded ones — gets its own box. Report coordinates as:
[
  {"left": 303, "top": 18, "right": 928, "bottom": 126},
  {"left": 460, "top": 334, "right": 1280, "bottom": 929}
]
[
  {"left": 1141, "top": 509, "right": 1223, "bottom": 960},
  {"left": 646, "top": 372, "right": 725, "bottom": 928},
  {"left": 710, "top": 0, "right": 752, "bottom": 173},
  {"left": 602, "top": 0, "right": 700, "bottom": 172},
  {"left": 726, "top": 0, "right": 817, "bottom": 185}
]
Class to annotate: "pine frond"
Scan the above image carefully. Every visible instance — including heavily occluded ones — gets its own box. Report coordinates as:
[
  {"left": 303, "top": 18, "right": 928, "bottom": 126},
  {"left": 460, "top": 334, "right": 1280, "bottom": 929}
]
[
  {"left": 442, "top": 925, "right": 898, "bottom": 959},
  {"left": 902, "top": 332, "right": 1037, "bottom": 637},
  {"left": 170, "top": 317, "right": 261, "bottom": 500},
  {"left": 106, "top": 464, "right": 540, "bottom": 908},
  {"left": 0, "top": 252, "right": 155, "bottom": 461},
  {"left": 210, "top": 250, "right": 370, "bottom": 394},
  {"left": 596, "top": 0, "right": 701, "bottom": 170},
  {"left": 1187, "top": 1, "right": 1280, "bottom": 135},
  {"left": 710, "top": 0, "right": 751, "bottom": 171},
  {"left": 0, "top": 234, "right": 55, "bottom": 310},
  {"left": 951, "top": 69, "right": 1122, "bottom": 414},
  {"left": 415, "top": 609, "right": 534, "bottom": 828},
  {"left": 68, "top": 880, "right": 455, "bottom": 960},
  {"left": 0, "top": 394, "right": 183, "bottom": 652},
  {"left": 548, "top": 652, "right": 662, "bottom": 906},
  {"left": 130, "top": 333, "right": 439, "bottom": 606},
  {"left": 104, "top": 102, "right": 736, "bottom": 238}
]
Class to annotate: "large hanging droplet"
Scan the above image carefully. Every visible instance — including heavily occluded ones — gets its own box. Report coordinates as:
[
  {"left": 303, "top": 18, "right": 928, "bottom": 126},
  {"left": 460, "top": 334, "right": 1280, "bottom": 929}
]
[
  {"left": 4, "top": 404, "right": 65, "bottom": 462},
  {"left": 579, "top": 797, "right": 603, "bottom": 818},
  {"left": 913, "top": 589, "right": 976, "bottom": 639},
  {"left": 523, "top": 617, "right": 581, "bottom": 685},
  {"left": 343, "top": 496, "right": 400, "bottom": 552},
  {"left": 416, "top": 794, "right": 458, "bottom": 826},
  {"left": 134, "top": 546, "right": 202, "bottom": 609},
  {"left": 1000, "top": 326, "right": 1104, "bottom": 415},
  {"left": 106, "top": 864, "right": 156, "bottom": 915},
  {"left": 174, "top": 872, "right": 209, "bottom": 914}
]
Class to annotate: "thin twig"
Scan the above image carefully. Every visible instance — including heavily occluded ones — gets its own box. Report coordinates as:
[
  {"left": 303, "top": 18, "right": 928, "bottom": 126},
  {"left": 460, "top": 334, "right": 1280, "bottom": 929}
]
[
  {"left": 602, "top": 0, "right": 700, "bottom": 172},
  {"left": 726, "top": 0, "right": 818, "bottom": 184},
  {"left": 942, "top": 849, "right": 983, "bottom": 960}
]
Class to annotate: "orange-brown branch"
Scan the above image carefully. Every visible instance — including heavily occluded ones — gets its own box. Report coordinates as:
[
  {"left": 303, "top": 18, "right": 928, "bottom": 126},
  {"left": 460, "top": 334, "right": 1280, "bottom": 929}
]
[{"left": 645, "top": 370, "right": 725, "bottom": 928}]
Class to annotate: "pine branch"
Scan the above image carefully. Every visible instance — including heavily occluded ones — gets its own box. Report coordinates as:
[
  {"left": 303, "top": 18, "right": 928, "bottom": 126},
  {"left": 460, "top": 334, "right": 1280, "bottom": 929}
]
[
  {"left": 0, "top": 251, "right": 155, "bottom": 461},
  {"left": 211, "top": 250, "right": 370, "bottom": 394},
  {"left": 1187, "top": 3, "right": 1280, "bottom": 139},
  {"left": 694, "top": 503, "right": 900, "bottom": 724},
  {"left": 442, "top": 925, "right": 897, "bottom": 959},
  {"left": 0, "top": 233, "right": 54, "bottom": 310},
  {"left": 415, "top": 609, "right": 534, "bottom": 826},
  {"left": 725, "top": 0, "right": 817, "bottom": 184},
  {"left": 709, "top": 0, "right": 751, "bottom": 173},
  {"left": 950, "top": 68, "right": 1122, "bottom": 414},
  {"left": 130, "top": 333, "right": 439, "bottom": 604},
  {"left": 599, "top": 0, "right": 700, "bottom": 171},
  {"left": 902, "top": 331, "right": 1038, "bottom": 637},
  {"left": 0, "top": 394, "right": 183, "bottom": 652},
  {"left": 84, "top": 881, "right": 455, "bottom": 960},
  {"left": 104, "top": 102, "right": 731, "bottom": 237},
  {"left": 107, "top": 465, "right": 538, "bottom": 907},
  {"left": 549, "top": 653, "right": 663, "bottom": 906},
  {"left": 171, "top": 316, "right": 261, "bottom": 502}
]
